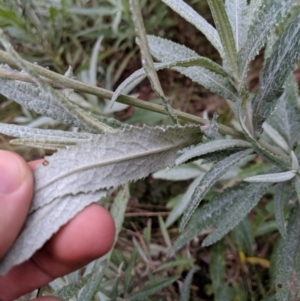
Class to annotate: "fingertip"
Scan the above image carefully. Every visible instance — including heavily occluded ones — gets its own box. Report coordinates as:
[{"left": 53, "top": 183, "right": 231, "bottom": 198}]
[
  {"left": 33, "top": 204, "right": 115, "bottom": 276},
  {"left": 28, "top": 159, "right": 45, "bottom": 171},
  {"left": 32, "top": 297, "right": 62, "bottom": 301},
  {"left": 0, "top": 151, "right": 34, "bottom": 258}
]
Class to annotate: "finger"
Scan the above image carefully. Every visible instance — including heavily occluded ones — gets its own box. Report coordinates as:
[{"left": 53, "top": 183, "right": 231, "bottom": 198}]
[
  {"left": 0, "top": 151, "right": 34, "bottom": 258},
  {"left": 28, "top": 159, "right": 44, "bottom": 171},
  {"left": 0, "top": 204, "right": 115, "bottom": 300},
  {"left": 31, "top": 297, "right": 62, "bottom": 301}
]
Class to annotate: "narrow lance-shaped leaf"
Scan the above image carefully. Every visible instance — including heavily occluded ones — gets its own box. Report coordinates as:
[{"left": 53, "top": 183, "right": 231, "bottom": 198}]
[
  {"left": 153, "top": 163, "right": 204, "bottom": 181},
  {"left": 276, "top": 204, "right": 300, "bottom": 301},
  {"left": 147, "top": 35, "right": 239, "bottom": 102},
  {"left": 170, "top": 182, "right": 248, "bottom": 254},
  {"left": 0, "top": 33, "right": 113, "bottom": 134},
  {"left": 179, "top": 149, "right": 253, "bottom": 231},
  {"left": 238, "top": 0, "right": 297, "bottom": 88},
  {"left": 0, "top": 65, "right": 82, "bottom": 128},
  {"left": 274, "top": 183, "right": 287, "bottom": 239},
  {"left": 160, "top": 0, "right": 224, "bottom": 57},
  {"left": 111, "top": 57, "right": 231, "bottom": 105},
  {"left": 294, "top": 175, "right": 300, "bottom": 204},
  {"left": 166, "top": 175, "right": 204, "bottom": 228},
  {"left": 238, "top": 95, "right": 290, "bottom": 169},
  {"left": 178, "top": 183, "right": 249, "bottom": 253},
  {"left": 262, "top": 123, "right": 290, "bottom": 154},
  {"left": 31, "top": 125, "right": 203, "bottom": 213},
  {"left": 129, "top": 0, "right": 177, "bottom": 124},
  {"left": 225, "top": 0, "right": 248, "bottom": 51},
  {"left": 252, "top": 14, "right": 300, "bottom": 134},
  {"left": 207, "top": 0, "right": 238, "bottom": 77},
  {"left": 180, "top": 266, "right": 199, "bottom": 301},
  {"left": 243, "top": 171, "right": 296, "bottom": 183},
  {"left": 265, "top": 75, "right": 300, "bottom": 150},
  {"left": 0, "top": 190, "right": 107, "bottom": 276},
  {"left": 0, "top": 122, "right": 94, "bottom": 143},
  {"left": 176, "top": 139, "right": 251, "bottom": 165},
  {"left": 210, "top": 241, "right": 234, "bottom": 301},
  {"left": 202, "top": 181, "right": 272, "bottom": 247},
  {"left": 127, "top": 275, "right": 180, "bottom": 301}
]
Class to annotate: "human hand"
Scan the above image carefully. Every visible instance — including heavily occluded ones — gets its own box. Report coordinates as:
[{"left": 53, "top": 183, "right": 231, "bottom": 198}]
[{"left": 0, "top": 150, "right": 115, "bottom": 301}]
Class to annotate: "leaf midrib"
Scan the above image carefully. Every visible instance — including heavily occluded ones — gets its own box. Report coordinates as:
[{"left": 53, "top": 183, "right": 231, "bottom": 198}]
[{"left": 35, "top": 143, "right": 184, "bottom": 192}]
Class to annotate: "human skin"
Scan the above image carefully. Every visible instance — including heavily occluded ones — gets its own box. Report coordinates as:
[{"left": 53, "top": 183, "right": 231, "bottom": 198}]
[{"left": 0, "top": 150, "right": 116, "bottom": 301}]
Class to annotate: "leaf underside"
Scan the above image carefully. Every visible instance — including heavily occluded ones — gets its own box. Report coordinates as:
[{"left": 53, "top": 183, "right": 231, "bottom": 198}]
[{"left": 147, "top": 35, "right": 238, "bottom": 102}]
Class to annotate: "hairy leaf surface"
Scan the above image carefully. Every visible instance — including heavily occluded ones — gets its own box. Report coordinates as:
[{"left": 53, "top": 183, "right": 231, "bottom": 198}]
[
  {"left": 0, "top": 122, "right": 93, "bottom": 142},
  {"left": 171, "top": 182, "right": 248, "bottom": 254},
  {"left": 0, "top": 190, "right": 106, "bottom": 276},
  {"left": 31, "top": 125, "right": 203, "bottom": 212},
  {"left": 0, "top": 64, "right": 85, "bottom": 128},
  {"left": 160, "top": 0, "right": 224, "bottom": 57},
  {"left": 176, "top": 139, "right": 251, "bottom": 165},
  {"left": 244, "top": 171, "right": 295, "bottom": 183},
  {"left": 180, "top": 149, "right": 253, "bottom": 231},
  {"left": 252, "top": 14, "right": 300, "bottom": 134},
  {"left": 225, "top": 0, "right": 248, "bottom": 51},
  {"left": 147, "top": 35, "right": 238, "bottom": 102},
  {"left": 207, "top": 0, "right": 238, "bottom": 76},
  {"left": 202, "top": 181, "right": 272, "bottom": 246},
  {"left": 111, "top": 57, "right": 230, "bottom": 105},
  {"left": 238, "top": 0, "right": 297, "bottom": 87},
  {"left": 274, "top": 183, "right": 287, "bottom": 238},
  {"left": 266, "top": 75, "right": 300, "bottom": 150}
]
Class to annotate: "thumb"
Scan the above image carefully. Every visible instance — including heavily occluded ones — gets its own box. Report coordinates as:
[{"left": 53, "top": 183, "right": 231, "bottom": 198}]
[{"left": 0, "top": 151, "right": 34, "bottom": 258}]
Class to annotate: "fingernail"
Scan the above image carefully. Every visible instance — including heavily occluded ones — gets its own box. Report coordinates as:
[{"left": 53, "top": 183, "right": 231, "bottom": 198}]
[{"left": 0, "top": 151, "right": 26, "bottom": 195}]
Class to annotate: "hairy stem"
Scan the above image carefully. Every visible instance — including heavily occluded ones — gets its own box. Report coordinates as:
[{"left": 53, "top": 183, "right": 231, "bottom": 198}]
[{"left": 0, "top": 50, "right": 243, "bottom": 138}]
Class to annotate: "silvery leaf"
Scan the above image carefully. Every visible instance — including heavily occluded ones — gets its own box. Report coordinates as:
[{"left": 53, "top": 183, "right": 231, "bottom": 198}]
[
  {"left": 238, "top": 0, "right": 297, "bottom": 87},
  {"left": 0, "top": 122, "right": 93, "bottom": 141},
  {"left": 180, "top": 149, "right": 253, "bottom": 231},
  {"left": 202, "top": 181, "right": 272, "bottom": 246},
  {"left": 176, "top": 139, "right": 251, "bottom": 165},
  {"left": 265, "top": 75, "right": 300, "bottom": 150},
  {"left": 0, "top": 64, "right": 82, "bottom": 128},
  {"left": 207, "top": 0, "right": 238, "bottom": 76},
  {"left": 31, "top": 125, "right": 203, "bottom": 212},
  {"left": 225, "top": 0, "right": 248, "bottom": 51},
  {"left": 160, "top": 0, "right": 224, "bottom": 57},
  {"left": 147, "top": 36, "right": 238, "bottom": 102},
  {"left": 252, "top": 14, "right": 300, "bottom": 134},
  {"left": 0, "top": 190, "right": 107, "bottom": 276}
]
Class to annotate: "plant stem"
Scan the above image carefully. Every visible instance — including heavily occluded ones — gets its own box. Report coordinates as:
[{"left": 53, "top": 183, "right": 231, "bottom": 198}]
[{"left": 0, "top": 50, "right": 243, "bottom": 138}]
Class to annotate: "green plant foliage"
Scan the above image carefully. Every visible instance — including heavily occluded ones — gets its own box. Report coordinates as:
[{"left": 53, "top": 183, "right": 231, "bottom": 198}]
[
  {"left": 210, "top": 241, "right": 234, "bottom": 300},
  {"left": 276, "top": 205, "right": 300, "bottom": 301},
  {"left": 180, "top": 149, "right": 253, "bottom": 231},
  {"left": 180, "top": 266, "right": 198, "bottom": 301},
  {"left": 1, "top": 0, "right": 300, "bottom": 299}
]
